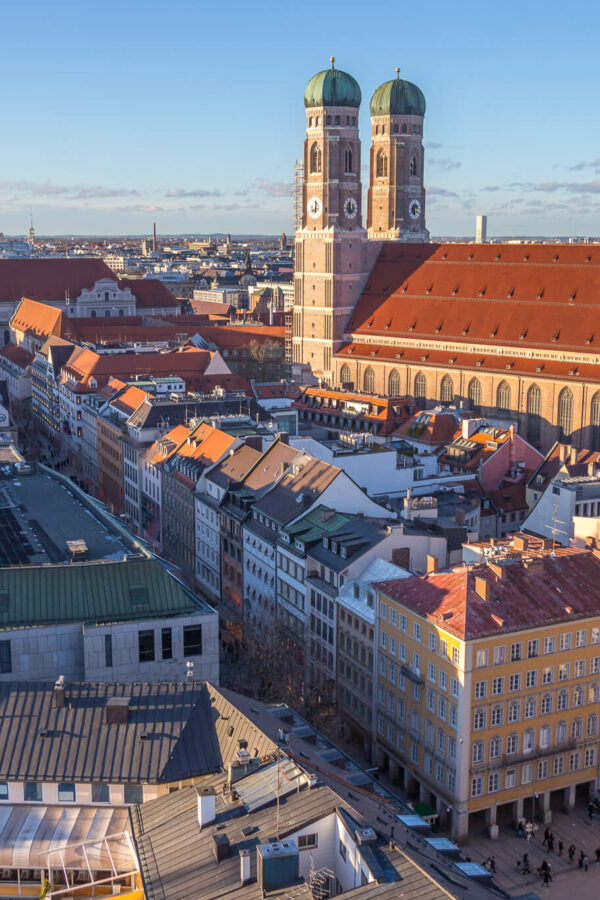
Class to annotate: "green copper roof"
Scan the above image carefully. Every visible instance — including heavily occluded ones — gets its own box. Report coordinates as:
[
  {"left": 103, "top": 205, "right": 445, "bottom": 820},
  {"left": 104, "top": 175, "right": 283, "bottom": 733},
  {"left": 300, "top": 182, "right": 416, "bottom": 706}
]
[
  {"left": 304, "top": 64, "right": 361, "bottom": 109},
  {"left": 370, "top": 76, "right": 426, "bottom": 117}
]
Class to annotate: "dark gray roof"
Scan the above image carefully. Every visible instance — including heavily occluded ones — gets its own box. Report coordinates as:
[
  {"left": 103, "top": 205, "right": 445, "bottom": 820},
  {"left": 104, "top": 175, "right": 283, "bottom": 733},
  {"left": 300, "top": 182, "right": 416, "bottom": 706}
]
[
  {"left": 0, "top": 681, "right": 222, "bottom": 784},
  {"left": 308, "top": 518, "right": 390, "bottom": 572},
  {"left": 128, "top": 395, "right": 269, "bottom": 431}
]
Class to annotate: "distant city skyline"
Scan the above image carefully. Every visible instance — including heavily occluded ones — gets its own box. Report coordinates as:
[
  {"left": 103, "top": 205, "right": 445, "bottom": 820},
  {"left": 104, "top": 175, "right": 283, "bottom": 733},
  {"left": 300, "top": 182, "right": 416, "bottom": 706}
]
[{"left": 1, "top": 0, "right": 599, "bottom": 238}]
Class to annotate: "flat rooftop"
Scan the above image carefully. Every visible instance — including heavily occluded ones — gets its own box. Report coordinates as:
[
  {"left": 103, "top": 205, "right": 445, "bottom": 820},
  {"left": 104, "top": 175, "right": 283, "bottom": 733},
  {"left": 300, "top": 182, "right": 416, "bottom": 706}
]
[{"left": 0, "top": 469, "right": 131, "bottom": 566}]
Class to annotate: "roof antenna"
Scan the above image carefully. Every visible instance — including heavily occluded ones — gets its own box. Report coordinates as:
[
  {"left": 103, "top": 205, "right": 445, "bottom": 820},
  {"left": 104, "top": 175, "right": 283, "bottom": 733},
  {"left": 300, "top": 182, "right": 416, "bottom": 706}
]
[
  {"left": 396, "top": 67, "right": 401, "bottom": 79},
  {"left": 330, "top": 56, "right": 335, "bottom": 69}
]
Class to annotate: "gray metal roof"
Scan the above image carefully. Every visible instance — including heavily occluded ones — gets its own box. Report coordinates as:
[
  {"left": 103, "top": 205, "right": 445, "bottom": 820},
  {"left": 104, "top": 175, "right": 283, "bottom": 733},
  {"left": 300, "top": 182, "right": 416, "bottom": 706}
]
[{"left": 0, "top": 681, "right": 222, "bottom": 784}]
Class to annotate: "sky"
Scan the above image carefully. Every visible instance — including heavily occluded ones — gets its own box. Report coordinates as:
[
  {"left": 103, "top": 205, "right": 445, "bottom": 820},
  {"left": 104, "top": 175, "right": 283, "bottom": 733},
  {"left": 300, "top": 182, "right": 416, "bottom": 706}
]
[{"left": 1, "top": 0, "right": 599, "bottom": 238}]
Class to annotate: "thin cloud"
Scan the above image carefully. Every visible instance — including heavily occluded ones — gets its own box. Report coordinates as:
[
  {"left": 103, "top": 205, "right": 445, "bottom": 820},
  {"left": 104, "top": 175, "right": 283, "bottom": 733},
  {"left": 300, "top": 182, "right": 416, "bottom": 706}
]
[
  {"left": 0, "top": 180, "right": 140, "bottom": 199},
  {"left": 429, "top": 158, "right": 461, "bottom": 172},
  {"left": 165, "top": 188, "right": 223, "bottom": 198},
  {"left": 426, "top": 186, "right": 459, "bottom": 198},
  {"left": 257, "top": 178, "right": 293, "bottom": 197}
]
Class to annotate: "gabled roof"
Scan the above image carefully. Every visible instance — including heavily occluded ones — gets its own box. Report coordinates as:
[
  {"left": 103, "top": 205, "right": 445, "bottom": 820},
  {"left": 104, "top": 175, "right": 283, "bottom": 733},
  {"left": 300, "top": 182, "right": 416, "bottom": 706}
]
[
  {"left": 109, "top": 384, "right": 151, "bottom": 416},
  {"left": 376, "top": 548, "right": 600, "bottom": 640},
  {"left": 173, "top": 422, "right": 236, "bottom": 466},
  {"left": 528, "top": 442, "right": 600, "bottom": 489},
  {"left": 207, "top": 444, "right": 263, "bottom": 488},
  {"left": 0, "top": 681, "right": 221, "bottom": 784},
  {"left": 146, "top": 424, "right": 191, "bottom": 467},
  {"left": 253, "top": 452, "right": 339, "bottom": 525},
  {"left": 0, "top": 258, "right": 115, "bottom": 304},
  {"left": 120, "top": 278, "right": 179, "bottom": 310},
  {"left": 346, "top": 242, "right": 600, "bottom": 356},
  {"left": 0, "top": 343, "right": 33, "bottom": 369},
  {"left": 10, "top": 298, "right": 65, "bottom": 342}
]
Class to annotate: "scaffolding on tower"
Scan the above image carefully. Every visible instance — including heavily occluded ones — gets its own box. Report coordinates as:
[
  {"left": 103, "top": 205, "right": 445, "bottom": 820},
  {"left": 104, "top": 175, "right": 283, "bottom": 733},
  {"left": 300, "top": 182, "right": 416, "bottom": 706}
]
[{"left": 294, "top": 159, "right": 304, "bottom": 234}]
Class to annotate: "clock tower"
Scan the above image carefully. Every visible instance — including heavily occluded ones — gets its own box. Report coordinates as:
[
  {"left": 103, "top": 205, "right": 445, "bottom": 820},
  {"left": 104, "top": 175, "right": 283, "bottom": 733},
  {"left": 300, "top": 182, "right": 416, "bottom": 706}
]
[
  {"left": 367, "top": 70, "right": 429, "bottom": 242},
  {"left": 292, "top": 59, "right": 376, "bottom": 384}
]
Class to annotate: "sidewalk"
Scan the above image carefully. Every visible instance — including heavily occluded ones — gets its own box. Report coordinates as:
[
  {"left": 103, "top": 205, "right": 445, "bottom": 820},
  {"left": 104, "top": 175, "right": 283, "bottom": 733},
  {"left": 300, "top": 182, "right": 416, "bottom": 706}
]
[{"left": 455, "top": 803, "right": 600, "bottom": 897}]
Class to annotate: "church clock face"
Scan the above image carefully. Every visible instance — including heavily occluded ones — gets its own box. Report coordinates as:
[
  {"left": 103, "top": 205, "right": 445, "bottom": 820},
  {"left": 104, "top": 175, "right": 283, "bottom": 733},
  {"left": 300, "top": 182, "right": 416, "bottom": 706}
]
[
  {"left": 308, "top": 197, "right": 323, "bottom": 219},
  {"left": 409, "top": 199, "right": 422, "bottom": 220},
  {"left": 344, "top": 196, "right": 357, "bottom": 219}
]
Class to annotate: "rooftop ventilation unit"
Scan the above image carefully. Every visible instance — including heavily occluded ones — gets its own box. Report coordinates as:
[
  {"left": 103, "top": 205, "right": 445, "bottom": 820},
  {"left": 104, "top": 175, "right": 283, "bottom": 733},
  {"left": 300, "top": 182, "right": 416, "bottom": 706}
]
[{"left": 257, "top": 841, "right": 299, "bottom": 893}]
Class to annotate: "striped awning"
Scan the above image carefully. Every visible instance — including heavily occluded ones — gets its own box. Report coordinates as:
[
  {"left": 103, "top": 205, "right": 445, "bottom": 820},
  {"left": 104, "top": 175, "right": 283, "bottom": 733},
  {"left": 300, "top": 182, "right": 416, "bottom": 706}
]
[{"left": 0, "top": 805, "right": 133, "bottom": 871}]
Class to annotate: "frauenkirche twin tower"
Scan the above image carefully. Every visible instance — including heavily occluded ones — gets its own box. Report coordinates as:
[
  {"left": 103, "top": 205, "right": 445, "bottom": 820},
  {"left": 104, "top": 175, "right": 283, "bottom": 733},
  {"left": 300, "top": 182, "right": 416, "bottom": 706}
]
[{"left": 293, "top": 60, "right": 429, "bottom": 382}]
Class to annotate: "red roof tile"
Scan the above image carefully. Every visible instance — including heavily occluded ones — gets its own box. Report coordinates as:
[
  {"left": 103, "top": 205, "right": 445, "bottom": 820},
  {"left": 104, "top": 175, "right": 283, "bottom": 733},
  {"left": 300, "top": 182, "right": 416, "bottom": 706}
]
[
  {"left": 347, "top": 242, "right": 600, "bottom": 357},
  {"left": 0, "top": 344, "right": 33, "bottom": 368},
  {"left": 0, "top": 258, "right": 115, "bottom": 304},
  {"left": 376, "top": 548, "right": 600, "bottom": 640}
]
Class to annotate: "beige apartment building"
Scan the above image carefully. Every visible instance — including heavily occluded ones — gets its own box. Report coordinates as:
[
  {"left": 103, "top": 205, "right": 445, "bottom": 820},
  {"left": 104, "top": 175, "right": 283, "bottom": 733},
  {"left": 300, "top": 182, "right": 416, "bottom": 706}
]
[{"left": 373, "top": 539, "right": 600, "bottom": 842}]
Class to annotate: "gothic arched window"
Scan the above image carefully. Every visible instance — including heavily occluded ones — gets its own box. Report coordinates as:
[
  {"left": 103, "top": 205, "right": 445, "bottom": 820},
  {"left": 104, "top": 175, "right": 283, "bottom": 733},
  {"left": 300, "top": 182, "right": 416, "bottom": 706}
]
[
  {"left": 388, "top": 369, "right": 401, "bottom": 396},
  {"left": 527, "top": 384, "right": 542, "bottom": 444},
  {"left": 410, "top": 155, "right": 417, "bottom": 176},
  {"left": 310, "top": 143, "right": 321, "bottom": 174},
  {"left": 414, "top": 371, "right": 426, "bottom": 406},
  {"left": 558, "top": 387, "right": 573, "bottom": 443},
  {"left": 363, "top": 366, "right": 375, "bottom": 394},
  {"left": 468, "top": 377, "right": 482, "bottom": 413},
  {"left": 497, "top": 380, "right": 511, "bottom": 413},
  {"left": 376, "top": 150, "right": 388, "bottom": 178},
  {"left": 591, "top": 391, "right": 600, "bottom": 451},
  {"left": 440, "top": 375, "right": 454, "bottom": 406},
  {"left": 344, "top": 146, "right": 353, "bottom": 174},
  {"left": 340, "top": 363, "right": 351, "bottom": 386}
]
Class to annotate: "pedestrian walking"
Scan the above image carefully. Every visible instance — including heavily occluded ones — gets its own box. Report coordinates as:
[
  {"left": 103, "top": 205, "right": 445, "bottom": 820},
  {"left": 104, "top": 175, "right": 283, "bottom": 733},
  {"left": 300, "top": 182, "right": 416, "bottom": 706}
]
[
  {"left": 558, "top": 839, "right": 564, "bottom": 856},
  {"left": 489, "top": 856, "right": 496, "bottom": 875},
  {"left": 522, "top": 852, "right": 531, "bottom": 874},
  {"left": 544, "top": 828, "right": 551, "bottom": 847},
  {"left": 542, "top": 868, "right": 552, "bottom": 889},
  {"left": 579, "top": 850, "right": 585, "bottom": 869},
  {"left": 569, "top": 844, "right": 576, "bottom": 863},
  {"left": 518, "top": 820, "right": 524, "bottom": 838},
  {"left": 584, "top": 855, "right": 590, "bottom": 871}
]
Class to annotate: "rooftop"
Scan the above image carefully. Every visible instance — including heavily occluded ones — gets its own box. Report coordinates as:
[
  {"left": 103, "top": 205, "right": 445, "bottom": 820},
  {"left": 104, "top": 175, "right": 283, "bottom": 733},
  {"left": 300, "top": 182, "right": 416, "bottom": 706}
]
[{"left": 376, "top": 547, "right": 600, "bottom": 640}]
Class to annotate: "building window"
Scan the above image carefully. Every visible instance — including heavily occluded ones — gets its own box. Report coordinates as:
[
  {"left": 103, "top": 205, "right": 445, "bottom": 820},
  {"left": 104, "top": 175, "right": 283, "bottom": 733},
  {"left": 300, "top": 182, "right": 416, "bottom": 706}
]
[
  {"left": 505, "top": 769, "right": 517, "bottom": 789},
  {"left": 558, "top": 387, "right": 573, "bottom": 443},
  {"left": 541, "top": 694, "right": 553, "bottom": 715},
  {"left": 553, "top": 756, "right": 564, "bottom": 776},
  {"left": 183, "top": 625, "right": 203, "bottom": 656},
  {"left": 310, "top": 143, "right": 321, "bottom": 174},
  {"left": 538, "top": 759, "right": 549, "bottom": 779},
  {"left": 492, "top": 676, "right": 504, "bottom": 695},
  {"left": 410, "top": 155, "right": 417, "bottom": 176},
  {"left": 104, "top": 634, "right": 113, "bottom": 668},
  {"left": 138, "top": 630, "right": 155, "bottom": 663},
  {"left": 468, "top": 377, "right": 482, "bottom": 413},
  {"left": 539, "top": 724, "right": 551, "bottom": 748},
  {"left": 363, "top": 366, "right": 375, "bottom": 393},
  {"left": 506, "top": 733, "right": 519, "bottom": 754},
  {"left": 488, "top": 772, "right": 499, "bottom": 793},
  {"left": 497, "top": 380, "right": 511, "bottom": 413},
  {"left": 0, "top": 641, "right": 11, "bottom": 674},
  {"left": 472, "top": 741, "right": 484, "bottom": 763},
  {"left": 388, "top": 368, "right": 401, "bottom": 395},
  {"left": 339, "top": 840, "right": 347, "bottom": 862},
  {"left": 124, "top": 784, "right": 143, "bottom": 804},
  {"left": 493, "top": 645, "right": 506, "bottom": 664},
  {"left": 0, "top": 783, "right": 7, "bottom": 800},
  {"left": 471, "top": 776, "right": 483, "bottom": 797},
  {"left": 92, "top": 783, "right": 109, "bottom": 803},
  {"left": 509, "top": 673, "right": 521, "bottom": 691},
  {"left": 475, "top": 649, "right": 488, "bottom": 668},
  {"left": 527, "top": 384, "right": 542, "bottom": 443},
  {"left": 490, "top": 736, "right": 501, "bottom": 759},
  {"left": 24, "top": 783, "right": 42, "bottom": 802},
  {"left": 376, "top": 149, "right": 388, "bottom": 178},
  {"left": 414, "top": 372, "right": 426, "bottom": 406},
  {"left": 491, "top": 705, "right": 503, "bottom": 726},
  {"left": 340, "top": 363, "right": 351, "bottom": 386},
  {"left": 58, "top": 784, "right": 76, "bottom": 803},
  {"left": 162, "top": 628, "right": 172, "bottom": 660},
  {"left": 440, "top": 375, "right": 454, "bottom": 406},
  {"left": 510, "top": 642, "right": 522, "bottom": 661},
  {"left": 475, "top": 680, "right": 487, "bottom": 699},
  {"left": 344, "top": 146, "right": 353, "bottom": 173},
  {"left": 298, "top": 834, "right": 318, "bottom": 850},
  {"left": 474, "top": 709, "right": 486, "bottom": 730}
]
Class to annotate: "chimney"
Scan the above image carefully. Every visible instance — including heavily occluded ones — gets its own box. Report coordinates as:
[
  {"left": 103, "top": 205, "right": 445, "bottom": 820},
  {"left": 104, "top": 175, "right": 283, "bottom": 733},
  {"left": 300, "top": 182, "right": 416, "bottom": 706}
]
[
  {"left": 240, "top": 850, "right": 251, "bottom": 886},
  {"left": 105, "top": 696, "right": 130, "bottom": 725},
  {"left": 152, "top": 222, "right": 157, "bottom": 253},
  {"left": 559, "top": 444, "right": 568, "bottom": 462},
  {"left": 570, "top": 446, "right": 578, "bottom": 466},
  {"left": 475, "top": 575, "right": 490, "bottom": 601},
  {"left": 278, "top": 431, "right": 289, "bottom": 445},
  {"left": 198, "top": 786, "right": 216, "bottom": 829},
  {"left": 392, "top": 546, "right": 410, "bottom": 569},
  {"left": 426, "top": 554, "right": 438, "bottom": 574},
  {"left": 54, "top": 675, "right": 66, "bottom": 709},
  {"left": 513, "top": 535, "right": 528, "bottom": 551}
]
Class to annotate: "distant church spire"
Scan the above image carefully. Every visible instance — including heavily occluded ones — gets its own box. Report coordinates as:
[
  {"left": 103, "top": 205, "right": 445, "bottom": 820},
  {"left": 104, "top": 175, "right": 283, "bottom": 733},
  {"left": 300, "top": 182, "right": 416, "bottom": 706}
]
[{"left": 28, "top": 208, "right": 35, "bottom": 245}]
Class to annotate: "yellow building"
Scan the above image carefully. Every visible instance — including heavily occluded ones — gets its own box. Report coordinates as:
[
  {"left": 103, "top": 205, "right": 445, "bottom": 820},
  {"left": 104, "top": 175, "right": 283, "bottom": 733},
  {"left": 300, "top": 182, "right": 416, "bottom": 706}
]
[{"left": 374, "top": 539, "right": 600, "bottom": 842}]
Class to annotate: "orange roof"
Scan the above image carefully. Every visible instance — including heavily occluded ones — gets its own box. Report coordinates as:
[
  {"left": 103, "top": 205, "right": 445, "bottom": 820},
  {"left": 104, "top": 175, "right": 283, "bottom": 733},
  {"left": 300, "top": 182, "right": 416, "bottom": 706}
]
[
  {"left": 146, "top": 425, "right": 191, "bottom": 467},
  {"left": 59, "top": 346, "right": 217, "bottom": 391},
  {"left": 110, "top": 384, "right": 151, "bottom": 416},
  {"left": 10, "top": 299, "right": 65, "bottom": 342},
  {"left": 0, "top": 258, "right": 115, "bottom": 304},
  {"left": 175, "top": 423, "right": 236, "bottom": 465},
  {"left": 345, "top": 241, "right": 600, "bottom": 364}
]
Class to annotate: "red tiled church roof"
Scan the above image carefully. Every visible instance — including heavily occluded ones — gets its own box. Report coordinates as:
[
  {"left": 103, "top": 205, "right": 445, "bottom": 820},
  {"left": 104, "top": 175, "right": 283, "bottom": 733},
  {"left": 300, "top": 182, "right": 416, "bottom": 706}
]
[
  {"left": 0, "top": 258, "right": 116, "bottom": 304},
  {"left": 344, "top": 242, "right": 600, "bottom": 357}
]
